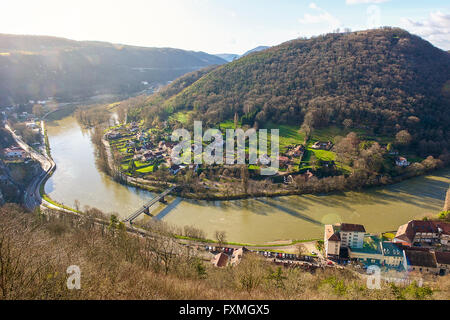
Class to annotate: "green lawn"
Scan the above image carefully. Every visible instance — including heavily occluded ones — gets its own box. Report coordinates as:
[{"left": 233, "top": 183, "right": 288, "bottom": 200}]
[
  {"left": 137, "top": 165, "right": 154, "bottom": 173},
  {"left": 308, "top": 148, "right": 336, "bottom": 161},
  {"left": 265, "top": 123, "right": 306, "bottom": 151},
  {"left": 218, "top": 122, "right": 306, "bottom": 152},
  {"left": 135, "top": 160, "right": 150, "bottom": 168}
]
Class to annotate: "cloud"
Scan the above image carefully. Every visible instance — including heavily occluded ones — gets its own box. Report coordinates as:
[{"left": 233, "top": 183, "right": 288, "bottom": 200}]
[
  {"left": 401, "top": 11, "right": 450, "bottom": 50},
  {"left": 299, "top": 3, "right": 341, "bottom": 29},
  {"left": 346, "top": 0, "right": 390, "bottom": 4}
]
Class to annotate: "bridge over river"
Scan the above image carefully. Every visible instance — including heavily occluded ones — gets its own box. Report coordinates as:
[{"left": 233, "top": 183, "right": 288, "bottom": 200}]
[{"left": 123, "top": 186, "right": 178, "bottom": 224}]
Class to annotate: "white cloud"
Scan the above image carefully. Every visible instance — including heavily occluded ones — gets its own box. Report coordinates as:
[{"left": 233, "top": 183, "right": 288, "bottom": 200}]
[
  {"left": 401, "top": 11, "right": 450, "bottom": 50},
  {"left": 299, "top": 3, "right": 341, "bottom": 30},
  {"left": 346, "top": 0, "right": 390, "bottom": 4}
]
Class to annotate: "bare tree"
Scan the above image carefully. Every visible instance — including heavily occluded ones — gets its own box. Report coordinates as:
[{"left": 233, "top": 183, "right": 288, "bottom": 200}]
[{"left": 215, "top": 230, "right": 227, "bottom": 248}]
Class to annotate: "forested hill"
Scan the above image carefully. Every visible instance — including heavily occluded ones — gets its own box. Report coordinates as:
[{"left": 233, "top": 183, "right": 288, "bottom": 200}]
[
  {"left": 0, "top": 34, "right": 226, "bottom": 104},
  {"left": 140, "top": 28, "right": 450, "bottom": 153}
]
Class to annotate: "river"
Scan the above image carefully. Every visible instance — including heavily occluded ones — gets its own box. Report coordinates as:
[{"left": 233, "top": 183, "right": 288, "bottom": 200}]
[{"left": 45, "top": 116, "right": 450, "bottom": 244}]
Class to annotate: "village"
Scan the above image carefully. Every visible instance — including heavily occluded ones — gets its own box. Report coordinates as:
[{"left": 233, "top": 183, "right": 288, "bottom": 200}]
[{"left": 105, "top": 120, "right": 414, "bottom": 188}]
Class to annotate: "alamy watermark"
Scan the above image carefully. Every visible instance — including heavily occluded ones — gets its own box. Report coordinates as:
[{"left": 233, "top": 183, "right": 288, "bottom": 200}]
[
  {"left": 366, "top": 265, "right": 423, "bottom": 290},
  {"left": 170, "top": 121, "right": 280, "bottom": 176},
  {"left": 67, "top": 265, "right": 81, "bottom": 290}
]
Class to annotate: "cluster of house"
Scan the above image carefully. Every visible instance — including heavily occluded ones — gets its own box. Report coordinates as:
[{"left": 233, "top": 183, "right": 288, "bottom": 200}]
[
  {"left": 2, "top": 146, "right": 28, "bottom": 160},
  {"left": 133, "top": 140, "right": 173, "bottom": 162},
  {"left": 211, "top": 247, "right": 245, "bottom": 268},
  {"left": 324, "top": 220, "right": 450, "bottom": 276},
  {"left": 278, "top": 144, "right": 305, "bottom": 169}
]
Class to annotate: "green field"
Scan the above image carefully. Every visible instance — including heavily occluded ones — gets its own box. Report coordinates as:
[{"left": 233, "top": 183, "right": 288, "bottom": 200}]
[{"left": 136, "top": 165, "right": 154, "bottom": 173}]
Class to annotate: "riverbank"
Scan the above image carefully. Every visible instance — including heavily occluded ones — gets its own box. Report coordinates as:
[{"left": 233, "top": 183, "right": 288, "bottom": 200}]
[{"left": 101, "top": 131, "right": 449, "bottom": 202}]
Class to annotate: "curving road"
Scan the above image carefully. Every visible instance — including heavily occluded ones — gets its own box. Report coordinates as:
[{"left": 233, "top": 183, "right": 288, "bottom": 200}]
[{"left": 5, "top": 122, "right": 56, "bottom": 210}]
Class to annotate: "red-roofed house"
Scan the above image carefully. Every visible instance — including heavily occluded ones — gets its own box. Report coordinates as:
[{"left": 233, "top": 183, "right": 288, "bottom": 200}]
[
  {"left": 212, "top": 252, "right": 229, "bottom": 268},
  {"left": 324, "top": 224, "right": 341, "bottom": 258},
  {"left": 393, "top": 220, "right": 449, "bottom": 247}
]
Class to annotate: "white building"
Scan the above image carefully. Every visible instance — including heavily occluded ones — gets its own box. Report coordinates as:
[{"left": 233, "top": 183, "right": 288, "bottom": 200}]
[
  {"left": 339, "top": 223, "right": 366, "bottom": 249},
  {"left": 324, "top": 223, "right": 366, "bottom": 258}
]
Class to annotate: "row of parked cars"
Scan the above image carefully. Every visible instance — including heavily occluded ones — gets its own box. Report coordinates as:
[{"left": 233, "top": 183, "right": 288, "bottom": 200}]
[
  {"left": 204, "top": 246, "right": 316, "bottom": 263},
  {"left": 258, "top": 251, "right": 297, "bottom": 260},
  {"left": 205, "top": 246, "right": 235, "bottom": 254}
]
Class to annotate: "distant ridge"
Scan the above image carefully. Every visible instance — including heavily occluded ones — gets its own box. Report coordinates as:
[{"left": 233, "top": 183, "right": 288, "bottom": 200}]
[
  {"left": 0, "top": 33, "right": 226, "bottom": 104},
  {"left": 241, "top": 45, "right": 270, "bottom": 56},
  {"left": 214, "top": 53, "right": 240, "bottom": 62},
  {"left": 214, "top": 47, "right": 270, "bottom": 62}
]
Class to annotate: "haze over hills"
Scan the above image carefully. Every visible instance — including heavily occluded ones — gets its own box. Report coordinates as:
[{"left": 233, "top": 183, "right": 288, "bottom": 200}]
[
  {"left": 136, "top": 28, "right": 450, "bottom": 155},
  {"left": 214, "top": 53, "right": 240, "bottom": 62},
  {"left": 0, "top": 34, "right": 226, "bottom": 105},
  {"left": 215, "top": 46, "right": 271, "bottom": 62}
]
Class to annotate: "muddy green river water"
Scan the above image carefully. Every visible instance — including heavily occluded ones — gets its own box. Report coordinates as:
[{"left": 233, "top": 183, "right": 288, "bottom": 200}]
[{"left": 45, "top": 116, "right": 450, "bottom": 243}]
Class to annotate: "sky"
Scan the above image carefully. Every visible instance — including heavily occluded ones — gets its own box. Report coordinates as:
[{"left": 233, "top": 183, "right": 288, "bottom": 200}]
[{"left": 0, "top": 0, "right": 449, "bottom": 54}]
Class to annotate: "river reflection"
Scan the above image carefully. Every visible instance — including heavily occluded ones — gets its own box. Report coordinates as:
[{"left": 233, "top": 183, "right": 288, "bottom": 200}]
[{"left": 45, "top": 116, "right": 450, "bottom": 243}]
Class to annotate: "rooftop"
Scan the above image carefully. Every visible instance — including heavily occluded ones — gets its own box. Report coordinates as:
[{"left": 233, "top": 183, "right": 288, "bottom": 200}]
[
  {"left": 340, "top": 223, "right": 366, "bottom": 233},
  {"left": 212, "top": 252, "right": 229, "bottom": 268},
  {"left": 395, "top": 220, "right": 449, "bottom": 243},
  {"left": 405, "top": 249, "right": 437, "bottom": 268},
  {"left": 381, "top": 242, "right": 403, "bottom": 257},
  {"left": 435, "top": 251, "right": 450, "bottom": 265},
  {"left": 325, "top": 225, "right": 340, "bottom": 242}
]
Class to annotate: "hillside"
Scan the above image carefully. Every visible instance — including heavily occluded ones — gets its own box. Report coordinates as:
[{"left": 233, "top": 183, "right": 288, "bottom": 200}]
[
  {"left": 1, "top": 203, "right": 448, "bottom": 300},
  {"left": 140, "top": 28, "right": 450, "bottom": 154},
  {"left": 0, "top": 34, "right": 226, "bottom": 104},
  {"left": 128, "top": 65, "right": 219, "bottom": 123}
]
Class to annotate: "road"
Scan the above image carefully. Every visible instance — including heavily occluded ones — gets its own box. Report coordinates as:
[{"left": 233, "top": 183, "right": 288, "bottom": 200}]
[{"left": 5, "top": 122, "right": 56, "bottom": 210}]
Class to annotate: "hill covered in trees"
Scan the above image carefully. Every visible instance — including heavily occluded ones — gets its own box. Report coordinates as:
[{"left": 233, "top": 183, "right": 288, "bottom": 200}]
[
  {"left": 138, "top": 28, "right": 450, "bottom": 155},
  {"left": 0, "top": 34, "right": 226, "bottom": 105}
]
